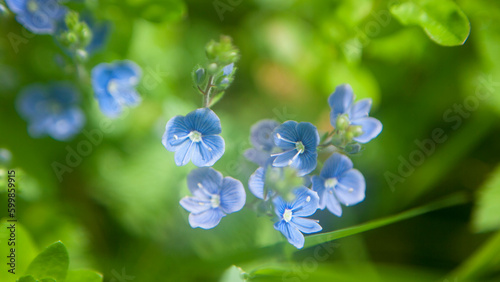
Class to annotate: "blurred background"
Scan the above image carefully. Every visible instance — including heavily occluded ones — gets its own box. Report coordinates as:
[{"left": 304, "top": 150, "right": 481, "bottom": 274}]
[{"left": 1, "top": 0, "right": 500, "bottom": 281}]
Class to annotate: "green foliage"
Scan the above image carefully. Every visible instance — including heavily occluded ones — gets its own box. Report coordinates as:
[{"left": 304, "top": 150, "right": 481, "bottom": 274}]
[
  {"left": 219, "top": 265, "right": 248, "bottom": 282},
  {"left": 25, "top": 241, "right": 69, "bottom": 281},
  {"left": 473, "top": 165, "right": 500, "bottom": 233},
  {"left": 390, "top": 0, "right": 471, "bottom": 46}
]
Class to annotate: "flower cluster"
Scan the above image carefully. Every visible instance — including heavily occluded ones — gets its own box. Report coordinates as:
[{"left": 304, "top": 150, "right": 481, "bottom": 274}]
[{"left": 244, "top": 83, "right": 382, "bottom": 248}]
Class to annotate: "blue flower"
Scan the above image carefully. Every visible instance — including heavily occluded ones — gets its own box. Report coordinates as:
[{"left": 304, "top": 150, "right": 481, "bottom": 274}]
[
  {"left": 248, "top": 159, "right": 280, "bottom": 200},
  {"left": 272, "top": 121, "right": 319, "bottom": 176},
  {"left": 312, "top": 153, "right": 365, "bottom": 217},
  {"left": 180, "top": 167, "right": 246, "bottom": 229},
  {"left": 91, "top": 60, "right": 142, "bottom": 118},
  {"left": 273, "top": 187, "right": 322, "bottom": 249},
  {"left": 244, "top": 119, "right": 280, "bottom": 167},
  {"left": 162, "top": 108, "right": 225, "bottom": 167},
  {"left": 5, "top": 0, "right": 67, "bottom": 34},
  {"left": 329, "top": 84, "right": 382, "bottom": 143},
  {"left": 82, "top": 15, "right": 110, "bottom": 55},
  {"left": 16, "top": 82, "right": 85, "bottom": 141}
]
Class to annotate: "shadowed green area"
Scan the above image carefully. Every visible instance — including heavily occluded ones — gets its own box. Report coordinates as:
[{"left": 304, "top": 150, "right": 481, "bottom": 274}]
[{"left": 1, "top": 0, "right": 500, "bottom": 281}]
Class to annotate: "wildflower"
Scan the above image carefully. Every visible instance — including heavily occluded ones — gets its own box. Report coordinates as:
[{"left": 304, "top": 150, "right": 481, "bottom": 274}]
[
  {"left": 273, "top": 187, "right": 321, "bottom": 249},
  {"left": 162, "top": 108, "right": 225, "bottom": 167},
  {"left": 5, "top": 0, "right": 67, "bottom": 34},
  {"left": 272, "top": 121, "right": 319, "bottom": 176},
  {"left": 180, "top": 167, "right": 246, "bottom": 229},
  {"left": 244, "top": 119, "right": 280, "bottom": 167},
  {"left": 16, "top": 82, "right": 85, "bottom": 141},
  {"left": 91, "top": 60, "right": 142, "bottom": 118},
  {"left": 312, "top": 153, "right": 366, "bottom": 216},
  {"left": 329, "top": 84, "right": 382, "bottom": 143}
]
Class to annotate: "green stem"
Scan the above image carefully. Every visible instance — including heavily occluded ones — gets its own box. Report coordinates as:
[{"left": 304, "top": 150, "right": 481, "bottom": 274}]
[{"left": 203, "top": 76, "right": 214, "bottom": 108}]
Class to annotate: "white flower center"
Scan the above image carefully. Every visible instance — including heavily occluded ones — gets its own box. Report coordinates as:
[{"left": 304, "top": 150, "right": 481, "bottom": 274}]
[
  {"left": 283, "top": 209, "right": 292, "bottom": 222},
  {"left": 210, "top": 194, "right": 220, "bottom": 208},
  {"left": 325, "top": 177, "right": 338, "bottom": 189},
  {"left": 107, "top": 79, "right": 120, "bottom": 95},
  {"left": 27, "top": 0, "right": 38, "bottom": 12},
  {"left": 295, "top": 141, "right": 305, "bottom": 154},
  {"left": 188, "top": 131, "right": 202, "bottom": 142}
]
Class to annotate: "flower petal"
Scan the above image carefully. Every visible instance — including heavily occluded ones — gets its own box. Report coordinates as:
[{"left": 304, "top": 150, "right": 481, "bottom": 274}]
[
  {"left": 273, "top": 120, "right": 299, "bottom": 150},
  {"left": 187, "top": 167, "right": 223, "bottom": 197},
  {"left": 272, "top": 149, "right": 298, "bottom": 168},
  {"left": 294, "top": 151, "right": 317, "bottom": 176},
  {"left": 320, "top": 153, "right": 353, "bottom": 179},
  {"left": 311, "top": 176, "right": 327, "bottom": 210},
  {"left": 349, "top": 98, "right": 372, "bottom": 120},
  {"left": 179, "top": 196, "right": 211, "bottom": 214},
  {"left": 244, "top": 148, "right": 271, "bottom": 167},
  {"left": 174, "top": 140, "right": 195, "bottom": 166},
  {"left": 351, "top": 117, "right": 383, "bottom": 143},
  {"left": 295, "top": 122, "right": 319, "bottom": 150},
  {"left": 162, "top": 115, "right": 189, "bottom": 151},
  {"left": 188, "top": 208, "right": 225, "bottom": 229},
  {"left": 336, "top": 169, "right": 366, "bottom": 206},
  {"left": 291, "top": 217, "right": 322, "bottom": 234},
  {"left": 250, "top": 119, "right": 280, "bottom": 152},
  {"left": 273, "top": 195, "right": 289, "bottom": 218},
  {"left": 112, "top": 60, "right": 142, "bottom": 83},
  {"left": 290, "top": 187, "right": 319, "bottom": 217},
  {"left": 274, "top": 220, "right": 305, "bottom": 249},
  {"left": 5, "top": 0, "right": 27, "bottom": 14},
  {"left": 222, "top": 63, "right": 234, "bottom": 76},
  {"left": 184, "top": 108, "right": 222, "bottom": 135},
  {"left": 46, "top": 108, "right": 85, "bottom": 141},
  {"left": 248, "top": 167, "right": 266, "bottom": 199},
  {"left": 191, "top": 135, "right": 224, "bottom": 167},
  {"left": 220, "top": 177, "right": 246, "bottom": 214},
  {"left": 325, "top": 192, "right": 342, "bottom": 217},
  {"left": 329, "top": 84, "right": 354, "bottom": 122}
]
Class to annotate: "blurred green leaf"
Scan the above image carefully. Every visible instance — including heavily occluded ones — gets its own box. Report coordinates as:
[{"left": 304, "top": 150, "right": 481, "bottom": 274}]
[
  {"left": 473, "top": 165, "right": 500, "bottom": 232},
  {"left": 17, "top": 275, "right": 36, "bottom": 282},
  {"left": 25, "top": 241, "right": 69, "bottom": 281},
  {"left": 219, "top": 265, "right": 247, "bottom": 282},
  {"left": 66, "top": 270, "right": 103, "bottom": 282},
  {"left": 390, "top": 0, "right": 470, "bottom": 46}
]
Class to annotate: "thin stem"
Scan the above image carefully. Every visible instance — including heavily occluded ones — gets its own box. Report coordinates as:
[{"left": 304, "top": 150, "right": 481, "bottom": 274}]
[{"left": 202, "top": 75, "right": 214, "bottom": 108}]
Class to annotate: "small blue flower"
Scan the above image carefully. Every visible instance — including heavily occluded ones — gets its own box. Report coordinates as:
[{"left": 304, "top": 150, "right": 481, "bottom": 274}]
[
  {"left": 16, "top": 82, "right": 85, "bottom": 141},
  {"left": 91, "top": 60, "right": 142, "bottom": 118},
  {"left": 83, "top": 15, "right": 110, "bottom": 55},
  {"left": 244, "top": 119, "right": 280, "bottom": 167},
  {"left": 180, "top": 167, "right": 246, "bottom": 229},
  {"left": 273, "top": 187, "right": 322, "bottom": 249},
  {"left": 5, "top": 0, "right": 67, "bottom": 34},
  {"left": 162, "top": 108, "right": 225, "bottom": 167},
  {"left": 312, "top": 153, "right": 366, "bottom": 217},
  {"left": 329, "top": 84, "right": 382, "bottom": 143},
  {"left": 272, "top": 121, "right": 319, "bottom": 176},
  {"left": 248, "top": 159, "right": 280, "bottom": 200}
]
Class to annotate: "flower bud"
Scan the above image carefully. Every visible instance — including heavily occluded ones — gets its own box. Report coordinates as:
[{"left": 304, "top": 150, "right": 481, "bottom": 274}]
[{"left": 335, "top": 115, "right": 350, "bottom": 131}]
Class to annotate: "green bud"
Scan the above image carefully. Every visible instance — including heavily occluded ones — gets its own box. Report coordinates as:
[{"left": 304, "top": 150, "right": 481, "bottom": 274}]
[
  {"left": 347, "top": 125, "right": 363, "bottom": 137},
  {"left": 330, "top": 134, "right": 344, "bottom": 146},
  {"left": 336, "top": 115, "right": 350, "bottom": 131},
  {"left": 194, "top": 67, "right": 205, "bottom": 85},
  {"left": 207, "top": 63, "right": 218, "bottom": 75},
  {"left": 75, "top": 49, "right": 88, "bottom": 62},
  {"left": 66, "top": 32, "right": 78, "bottom": 44}
]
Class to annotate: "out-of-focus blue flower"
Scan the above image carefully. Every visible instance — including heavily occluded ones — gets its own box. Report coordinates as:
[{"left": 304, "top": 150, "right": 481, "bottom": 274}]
[
  {"left": 329, "top": 84, "right": 382, "bottom": 143},
  {"left": 273, "top": 187, "right": 321, "bottom": 249},
  {"left": 248, "top": 158, "right": 280, "bottom": 200},
  {"left": 312, "top": 153, "right": 365, "bottom": 217},
  {"left": 91, "top": 60, "right": 142, "bottom": 118},
  {"left": 244, "top": 119, "right": 279, "bottom": 167},
  {"left": 82, "top": 14, "right": 111, "bottom": 55},
  {"left": 5, "top": 0, "right": 67, "bottom": 34},
  {"left": 162, "top": 108, "right": 225, "bottom": 167},
  {"left": 16, "top": 82, "right": 85, "bottom": 141},
  {"left": 272, "top": 121, "right": 319, "bottom": 176},
  {"left": 180, "top": 167, "right": 246, "bottom": 229}
]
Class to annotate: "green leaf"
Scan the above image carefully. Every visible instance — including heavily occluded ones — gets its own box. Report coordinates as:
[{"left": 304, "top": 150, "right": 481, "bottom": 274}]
[
  {"left": 219, "top": 265, "right": 247, "bottom": 282},
  {"left": 25, "top": 241, "right": 69, "bottom": 281},
  {"left": 66, "top": 270, "right": 103, "bottom": 282},
  {"left": 473, "top": 165, "right": 500, "bottom": 232},
  {"left": 390, "top": 0, "right": 471, "bottom": 46},
  {"left": 17, "top": 275, "right": 36, "bottom": 282},
  {"left": 301, "top": 192, "right": 467, "bottom": 249}
]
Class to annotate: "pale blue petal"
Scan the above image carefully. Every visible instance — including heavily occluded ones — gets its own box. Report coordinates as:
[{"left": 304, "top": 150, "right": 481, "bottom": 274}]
[
  {"left": 294, "top": 151, "right": 317, "bottom": 176},
  {"left": 91, "top": 63, "right": 113, "bottom": 91},
  {"left": 46, "top": 108, "right": 85, "bottom": 141},
  {"left": 184, "top": 108, "right": 222, "bottom": 135},
  {"left": 16, "top": 84, "right": 46, "bottom": 119},
  {"left": 273, "top": 195, "right": 288, "bottom": 217},
  {"left": 291, "top": 217, "right": 322, "bottom": 234},
  {"left": 244, "top": 148, "right": 271, "bottom": 167},
  {"left": 329, "top": 84, "right": 353, "bottom": 122},
  {"left": 320, "top": 153, "right": 353, "bottom": 179},
  {"left": 191, "top": 135, "right": 224, "bottom": 167},
  {"left": 295, "top": 122, "right": 319, "bottom": 150},
  {"left": 272, "top": 149, "right": 298, "bottom": 167},
  {"left": 174, "top": 140, "right": 195, "bottom": 166},
  {"left": 250, "top": 119, "right": 279, "bottom": 152},
  {"left": 187, "top": 167, "right": 222, "bottom": 197},
  {"left": 336, "top": 169, "right": 366, "bottom": 206},
  {"left": 5, "top": 0, "right": 26, "bottom": 14},
  {"left": 162, "top": 115, "right": 189, "bottom": 151},
  {"left": 220, "top": 177, "right": 246, "bottom": 214},
  {"left": 188, "top": 208, "right": 225, "bottom": 229},
  {"left": 248, "top": 167, "right": 266, "bottom": 199},
  {"left": 351, "top": 117, "right": 383, "bottom": 143},
  {"left": 311, "top": 176, "right": 327, "bottom": 210},
  {"left": 274, "top": 220, "right": 305, "bottom": 249},
  {"left": 325, "top": 193, "right": 342, "bottom": 217},
  {"left": 290, "top": 187, "right": 319, "bottom": 217},
  {"left": 349, "top": 98, "right": 372, "bottom": 120},
  {"left": 112, "top": 60, "right": 142, "bottom": 82},
  {"left": 179, "top": 196, "right": 211, "bottom": 214},
  {"left": 273, "top": 121, "right": 298, "bottom": 150},
  {"left": 222, "top": 63, "right": 234, "bottom": 76},
  {"left": 96, "top": 93, "right": 122, "bottom": 118}
]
